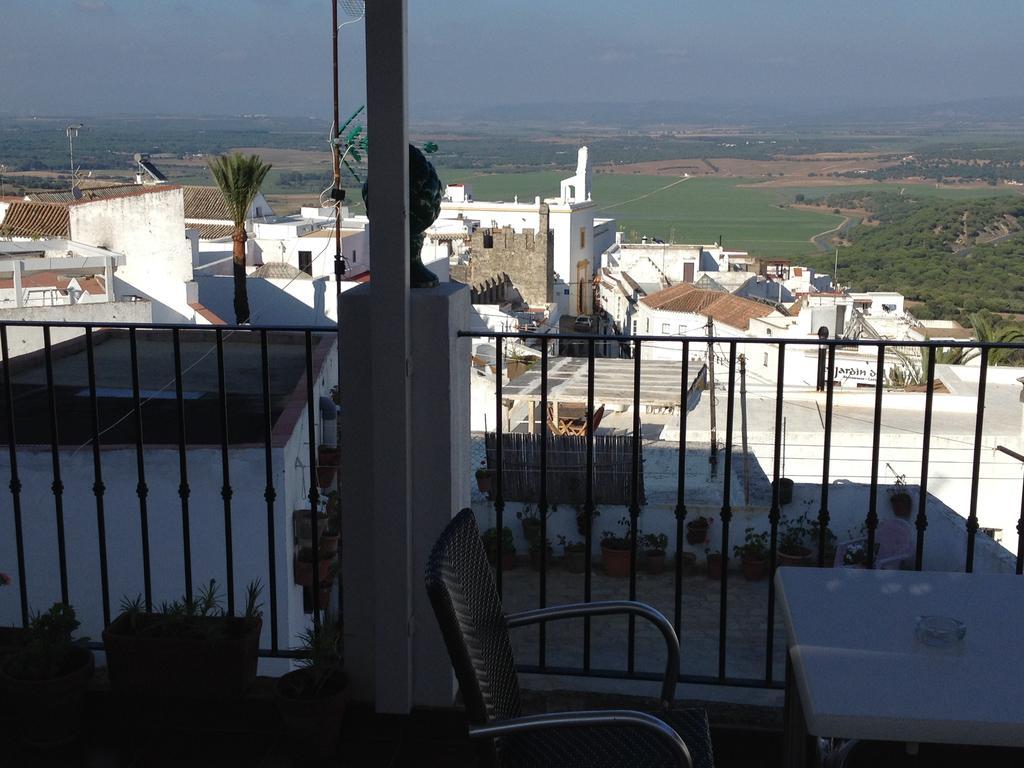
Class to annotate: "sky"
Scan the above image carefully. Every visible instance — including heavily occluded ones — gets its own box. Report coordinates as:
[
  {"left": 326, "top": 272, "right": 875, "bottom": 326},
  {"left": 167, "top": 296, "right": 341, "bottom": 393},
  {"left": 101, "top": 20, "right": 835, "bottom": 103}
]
[{"left": 1, "top": 0, "right": 1022, "bottom": 119}]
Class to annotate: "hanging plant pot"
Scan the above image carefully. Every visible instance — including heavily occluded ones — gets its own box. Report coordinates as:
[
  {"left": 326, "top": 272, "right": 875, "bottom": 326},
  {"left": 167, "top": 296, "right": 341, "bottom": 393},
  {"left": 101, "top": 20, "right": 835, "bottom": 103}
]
[
  {"left": 772, "top": 478, "right": 794, "bottom": 505},
  {"left": 686, "top": 521, "right": 710, "bottom": 545},
  {"left": 475, "top": 470, "right": 494, "bottom": 495},
  {"left": 295, "top": 554, "right": 332, "bottom": 587},
  {"left": 890, "top": 491, "right": 913, "bottom": 519}
]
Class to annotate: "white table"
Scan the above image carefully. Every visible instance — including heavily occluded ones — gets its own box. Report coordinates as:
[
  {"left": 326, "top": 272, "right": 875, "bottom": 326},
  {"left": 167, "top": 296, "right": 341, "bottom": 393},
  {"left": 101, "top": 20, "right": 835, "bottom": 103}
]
[{"left": 776, "top": 567, "right": 1024, "bottom": 767}]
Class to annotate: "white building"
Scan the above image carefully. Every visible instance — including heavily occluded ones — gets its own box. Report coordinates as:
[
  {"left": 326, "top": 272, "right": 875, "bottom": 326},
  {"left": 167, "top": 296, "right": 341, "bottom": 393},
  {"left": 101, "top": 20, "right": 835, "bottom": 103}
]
[
  {"left": 437, "top": 147, "right": 613, "bottom": 318},
  {"left": 0, "top": 187, "right": 207, "bottom": 323}
]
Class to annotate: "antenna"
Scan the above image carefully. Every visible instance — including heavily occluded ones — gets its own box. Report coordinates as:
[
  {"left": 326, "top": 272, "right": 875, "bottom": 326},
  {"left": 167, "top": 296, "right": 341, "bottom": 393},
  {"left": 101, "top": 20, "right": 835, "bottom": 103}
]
[
  {"left": 338, "top": 0, "right": 365, "bottom": 29},
  {"left": 66, "top": 123, "right": 83, "bottom": 197}
]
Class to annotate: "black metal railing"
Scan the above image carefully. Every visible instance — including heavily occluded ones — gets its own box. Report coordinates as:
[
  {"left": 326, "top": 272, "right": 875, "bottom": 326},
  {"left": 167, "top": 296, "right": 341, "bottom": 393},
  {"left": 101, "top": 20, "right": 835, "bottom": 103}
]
[
  {"left": 463, "top": 329, "right": 1024, "bottom": 690},
  {"left": 0, "top": 320, "right": 338, "bottom": 657}
]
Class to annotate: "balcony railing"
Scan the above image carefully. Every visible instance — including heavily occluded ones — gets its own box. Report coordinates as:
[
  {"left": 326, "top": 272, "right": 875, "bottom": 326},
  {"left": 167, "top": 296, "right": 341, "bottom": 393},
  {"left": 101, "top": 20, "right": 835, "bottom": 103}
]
[
  {"left": 0, "top": 319, "right": 339, "bottom": 659},
  {"left": 464, "top": 329, "right": 1024, "bottom": 690}
]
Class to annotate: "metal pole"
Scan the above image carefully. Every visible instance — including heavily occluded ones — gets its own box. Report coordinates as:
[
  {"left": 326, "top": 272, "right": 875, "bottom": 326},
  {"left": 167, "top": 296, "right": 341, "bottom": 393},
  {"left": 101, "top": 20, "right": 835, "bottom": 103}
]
[
  {"left": 740, "top": 354, "right": 749, "bottom": 505},
  {"left": 707, "top": 317, "right": 717, "bottom": 476}
]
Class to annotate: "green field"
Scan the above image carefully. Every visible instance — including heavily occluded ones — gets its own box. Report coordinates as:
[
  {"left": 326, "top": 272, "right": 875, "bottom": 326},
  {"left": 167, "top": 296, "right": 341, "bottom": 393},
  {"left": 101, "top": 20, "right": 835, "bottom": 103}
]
[
  {"left": 438, "top": 170, "right": 843, "bottom": 259},
  {"left": 432, "top": 170, "right": 1024, "bottom": 259}
]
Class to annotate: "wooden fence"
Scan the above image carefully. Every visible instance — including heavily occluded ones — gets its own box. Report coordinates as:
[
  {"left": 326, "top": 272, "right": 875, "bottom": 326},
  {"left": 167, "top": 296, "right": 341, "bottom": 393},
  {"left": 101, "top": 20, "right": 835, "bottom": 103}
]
[{"left": 484, "top": 432, "right": 644, "bottom": 506}]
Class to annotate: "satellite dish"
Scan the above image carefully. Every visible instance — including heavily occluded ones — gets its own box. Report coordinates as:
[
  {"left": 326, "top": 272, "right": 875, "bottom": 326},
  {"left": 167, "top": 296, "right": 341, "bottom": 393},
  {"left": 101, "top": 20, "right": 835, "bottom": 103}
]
[{"left": 133, "top": 153, "right": 143, "bottom": 163}]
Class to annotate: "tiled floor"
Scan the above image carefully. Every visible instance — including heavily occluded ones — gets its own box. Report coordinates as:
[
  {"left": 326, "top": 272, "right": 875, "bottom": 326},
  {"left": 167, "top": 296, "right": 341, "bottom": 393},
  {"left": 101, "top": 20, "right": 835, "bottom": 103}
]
[
  {"left": 497, "top": 557, "right": 789, "bottom": 683},
  {"left": 3, "top": 679, "right": 1022, "bottom": 767}
]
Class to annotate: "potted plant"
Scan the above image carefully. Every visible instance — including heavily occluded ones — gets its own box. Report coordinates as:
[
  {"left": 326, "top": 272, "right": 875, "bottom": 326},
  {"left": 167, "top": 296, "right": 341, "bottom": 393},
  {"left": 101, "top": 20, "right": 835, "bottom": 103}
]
[
  {"left": 0, "top": 602, "right": 94, "bottom": 747},
  {"left": 103, "top": 579, "right": 263, "bottom": 699},
  {"left": 807, "top": 518, "right": 838, "bottom": 566},
  {"left": 705, "top": 548, "right": 723, "bottom": 580},
  {"left": 276, "top": 613, "right": 348, "bottom": 759},
  {"left": 888, "top": 469, "right": 913, "bottom": 519},
  {"left": 600, "top": 518, "right": 635, "bottom": 578},
  {"left": 528, "top": 537, "right": 553, "bottom": 571},
  {"left": 575, "top": 504, "right": 599, "bottom": 537},
  {"left": 842, "top": 541, "right": 872, "bottom": 568},
  {"left": 318, "top": 492, "right": 340, "bottom": 558},
  {"left": 686, "top": 515, "right": 714, "bottom": 545},
  {"left": 641, "top": 532, "right": 669, "bottom": 575},
  {"left": 675, "top": 550, "right": 697, "bottom": 576},
  {"left": 733, "top": 528, "right": 769, "bottom": 581},
  {"left": 557, "top": 535, "right": 587, "bottom": 574},
  {"left": 778, "top": 516, "right": 813, "bottom": 566},
  {"left": 481, "top": 526, "right": 516, "bottom": 570},
  {"left": 475, "top": 462, "right": 494, "bottom": 495}
]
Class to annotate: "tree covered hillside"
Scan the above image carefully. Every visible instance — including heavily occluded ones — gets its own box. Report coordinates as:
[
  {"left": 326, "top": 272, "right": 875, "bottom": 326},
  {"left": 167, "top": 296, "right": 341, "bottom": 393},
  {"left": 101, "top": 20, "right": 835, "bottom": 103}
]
[{"left": 804, "top": 192, "right": 1024, "bottom": 319}]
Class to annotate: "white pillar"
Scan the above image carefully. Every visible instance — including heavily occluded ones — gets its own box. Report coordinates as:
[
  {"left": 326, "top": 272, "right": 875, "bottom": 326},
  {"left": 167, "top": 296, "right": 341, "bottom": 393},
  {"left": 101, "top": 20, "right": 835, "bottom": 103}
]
[
  {"left": 104, "top": 256, "right": 115, "bottom": 302},
  {"left": 340, "top": 283, "right": 470, "bottom": 709},
  {"left": 12, "top": 261, "right": 23, "bottom": 308},
  {"left": 366, "top": 0, "right": 412, "bottom": 715}
]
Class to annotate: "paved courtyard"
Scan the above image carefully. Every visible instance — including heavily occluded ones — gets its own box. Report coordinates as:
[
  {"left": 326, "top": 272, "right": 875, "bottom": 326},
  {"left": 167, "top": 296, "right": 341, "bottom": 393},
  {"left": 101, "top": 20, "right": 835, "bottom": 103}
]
[{"left": 496, "top": 557, "right": 788, "bottom": 683}]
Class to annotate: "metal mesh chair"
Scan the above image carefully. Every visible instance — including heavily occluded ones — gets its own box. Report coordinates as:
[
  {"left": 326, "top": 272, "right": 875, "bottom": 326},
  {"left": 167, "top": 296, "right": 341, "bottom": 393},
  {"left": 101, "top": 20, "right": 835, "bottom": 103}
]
[{"left": 425, "top": 508, "right": 714, "bottom": 768}]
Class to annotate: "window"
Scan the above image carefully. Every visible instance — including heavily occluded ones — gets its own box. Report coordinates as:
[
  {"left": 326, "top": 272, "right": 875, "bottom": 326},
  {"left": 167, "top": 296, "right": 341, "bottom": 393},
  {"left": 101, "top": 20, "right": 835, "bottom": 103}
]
[
  {"left": 662, "top": 323, "right": 670, "bottom": 334},
  {"left": 352, "top": 248, "right": 357, "bottom": 264},
  {"left": 646, "top": 319, "right": 649, "bottom": 332},
  {"left": 763, "top": 353, "right": 769, "bottom": 368},
  {"left": 765, "top": 328, "right": 772, "bottom": 336},
  {"left": 678, "top": 325, "right": 685, "bottom": 335},
  {"left": 579, "top": 227, "right": 586, "bottom": 249},
  {"left": 632, "top": 320, "right": 637, "bottom": 335},
  {"left": 298, "top": 250, "right": 313, "bottom": 275}
]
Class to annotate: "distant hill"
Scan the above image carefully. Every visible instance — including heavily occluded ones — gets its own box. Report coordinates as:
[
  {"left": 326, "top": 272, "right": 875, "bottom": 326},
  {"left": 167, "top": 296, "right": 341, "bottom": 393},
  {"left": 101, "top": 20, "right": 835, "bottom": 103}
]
[{"left": 802, "top": 192, "right": 1024, "bottom": 320}]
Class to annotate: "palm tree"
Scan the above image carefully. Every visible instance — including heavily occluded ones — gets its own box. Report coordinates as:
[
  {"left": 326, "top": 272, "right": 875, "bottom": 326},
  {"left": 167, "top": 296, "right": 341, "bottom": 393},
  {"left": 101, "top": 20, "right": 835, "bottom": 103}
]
[
  {"left": 207, "top": 153, "right": 272, "bottom": 324},
  {"left": 962, "top": 312, "right": 1024, "bottom": 366}
]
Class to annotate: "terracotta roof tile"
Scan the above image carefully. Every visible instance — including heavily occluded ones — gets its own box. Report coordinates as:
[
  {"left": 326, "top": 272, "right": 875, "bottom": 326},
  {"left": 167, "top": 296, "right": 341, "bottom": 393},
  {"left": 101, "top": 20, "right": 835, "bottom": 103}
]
[
  {"left": 187, "top": 223, "right": 235, "bottom": 240},
  {"left": 0, "top": 202, "right": 70, "bottom": 238},
  {"left": 0, "top": 272, "right": 106, "bottom": 295},
  {"left": 29, "top": 184, "right": 145, "bottom": 204},
  {"left": 183, "top": 185, "right": 231, "bottom": 220},
  {"left": 641, "top": 282, "right": 774, "bottom": 330}
]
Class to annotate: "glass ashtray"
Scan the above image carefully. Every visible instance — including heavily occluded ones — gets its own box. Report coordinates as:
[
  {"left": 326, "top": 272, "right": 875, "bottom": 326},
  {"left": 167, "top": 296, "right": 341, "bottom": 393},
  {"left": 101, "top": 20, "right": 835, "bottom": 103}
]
[{"left": 915, "top": 615, "right": 966, "bottom": 647}]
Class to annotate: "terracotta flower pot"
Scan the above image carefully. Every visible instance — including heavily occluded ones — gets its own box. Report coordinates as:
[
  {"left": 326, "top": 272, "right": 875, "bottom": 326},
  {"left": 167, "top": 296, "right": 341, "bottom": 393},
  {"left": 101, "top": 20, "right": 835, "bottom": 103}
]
[
  {"left": 295, "top": 557, "right": 332, "bottom": 587},
  {"left": 741, "top": 557, "right": 768, "bottom": 581},
  {"left": 778, "top": 547, "right": 813, "bottom": 568},
  {"left": 276, "top": 668, "right": 348, "bottom": 759},
  {"left": 103, "top": 614, "right": 260, "bottom": 699},
  {"left": 645, "top": 550, "right": 666, "bottom": 575},
  {"left": 318, "top": 533, "right": 339, "bottom": 558},
  {"left": 564, "top": 549, "right": 587, "bottom": 574},
  {"left": 676, "top": 551, "right": 697, "bottom": 576},
  {"left": 706, "top": 553, "right": 723, "bottom": 580},
  {"left": 529, "top": 546, "right": 553, "bottom": 571},
  {"left": 487, "top": 549, "right": 516, "bottom": 570},
  {"left": 601, "top": 545, "right": 633, "bottom": 578},
  {"left": 0, "top": 646, "right": 94, "bottom": 747}
]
